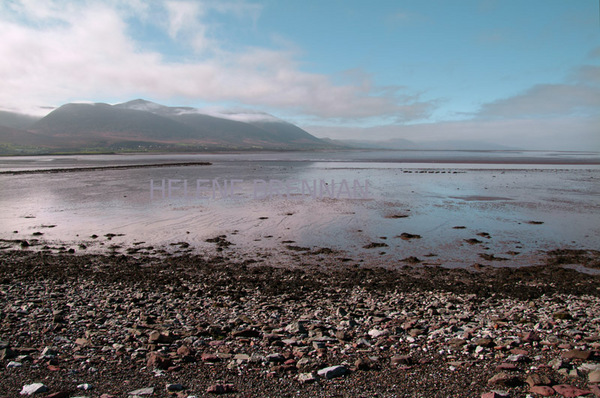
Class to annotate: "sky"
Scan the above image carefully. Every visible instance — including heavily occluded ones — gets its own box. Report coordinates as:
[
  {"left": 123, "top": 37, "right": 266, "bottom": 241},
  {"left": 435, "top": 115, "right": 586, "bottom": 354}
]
[{"left": 0, "top": 0, "right": 599, "bottom": 150}]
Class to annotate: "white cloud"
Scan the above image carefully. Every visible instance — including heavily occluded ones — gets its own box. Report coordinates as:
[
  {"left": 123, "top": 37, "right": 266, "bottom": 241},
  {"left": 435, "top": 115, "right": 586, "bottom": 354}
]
[
  {"left": 165, "top": 1, "right": 203, "bottom": 39},
  {"left": 307, "top": 61, "right": 600, "bottom": 150},
  {"left": 163, "top": 1, "right": 213, "bottom": 53},
  {"left": 0, "top": 0, "right": 424, "bottom": 120},
  {"left": 191, "top": 107, "right": 280, "bottom": 123},
  {"left": 477, "top": 83, "right": 600, "bottom": 119}
]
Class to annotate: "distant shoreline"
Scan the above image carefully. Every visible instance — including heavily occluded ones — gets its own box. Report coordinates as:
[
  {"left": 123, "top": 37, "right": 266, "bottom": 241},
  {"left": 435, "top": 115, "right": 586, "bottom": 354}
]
[
  {"left": 0, "top": 161, "right": 212, "bottom": 175},
  {"left": 1, "top": 149, "right": 599, "bottom": 166}
]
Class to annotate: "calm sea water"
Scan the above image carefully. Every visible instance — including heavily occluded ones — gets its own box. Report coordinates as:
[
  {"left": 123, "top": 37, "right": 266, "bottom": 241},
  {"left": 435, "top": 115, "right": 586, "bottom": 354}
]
[{"left": 1, "top": 150, "right": 599, "bottom": 268}]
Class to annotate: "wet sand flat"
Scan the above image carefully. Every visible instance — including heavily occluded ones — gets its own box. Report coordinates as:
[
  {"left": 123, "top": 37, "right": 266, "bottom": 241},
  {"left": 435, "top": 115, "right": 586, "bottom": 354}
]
[{"left": 0, "top": 152, "right": 598, "bottom": 268}]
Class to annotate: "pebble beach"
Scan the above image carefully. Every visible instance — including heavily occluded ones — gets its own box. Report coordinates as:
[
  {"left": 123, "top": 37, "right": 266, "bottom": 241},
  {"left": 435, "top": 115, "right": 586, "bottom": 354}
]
[{"left": 1, "top": 246, "right": 599, "bottom": 397}]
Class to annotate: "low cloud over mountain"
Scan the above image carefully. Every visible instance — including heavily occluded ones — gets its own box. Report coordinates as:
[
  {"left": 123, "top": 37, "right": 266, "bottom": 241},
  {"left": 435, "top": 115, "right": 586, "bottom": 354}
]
[{"left": 0, "top": 99, "right": 338, "bottom": 154}]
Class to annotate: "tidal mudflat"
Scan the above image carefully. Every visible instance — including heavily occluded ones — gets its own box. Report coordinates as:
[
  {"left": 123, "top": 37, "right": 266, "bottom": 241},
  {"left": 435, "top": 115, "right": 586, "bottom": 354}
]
[{"left": 0, "top": 151, "right": 598, "bottom": 269}]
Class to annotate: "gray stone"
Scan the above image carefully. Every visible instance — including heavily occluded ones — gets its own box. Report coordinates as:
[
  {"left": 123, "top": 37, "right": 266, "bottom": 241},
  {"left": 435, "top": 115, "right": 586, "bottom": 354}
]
[
  {"left": 506, "top": 354, "right": 527, "bottom": 362},
  {"left": 20, "top": 383, "right": 48, "bottom": 395},
  {"left": 128, "top": 387, "right": 154, "bottom": 396},
  {"left": 368, "top": 328, "right": 388, "bottom": 338},
  {"left": 548, "top": 358, "right": 566, "bottom": 370},
  {"left": 588, "top": 370, "right": 600, "bottom": 383},
  {"left": 234, "top": 353, "right": 250, "bottom": 363},
  {"left": 285, "top": 321, "right": 307, "bottom": 335},
  {"left": 298, "top": 372, "right": 317, "bottom": 383},
  {"left": 40, "top": 346, "right": 58, "bottom": 358},
  {"left": 579, "top": 363, "right": 600, "bottom": 372},
  {"left": 317, "top": 365, "right": 349, "bottom": 379},
  {"left": 408, "top": 328, "right": 424, "bottom": 337},
  {"left": 297, "top": 357, "right": 312, "bottom": 369}
]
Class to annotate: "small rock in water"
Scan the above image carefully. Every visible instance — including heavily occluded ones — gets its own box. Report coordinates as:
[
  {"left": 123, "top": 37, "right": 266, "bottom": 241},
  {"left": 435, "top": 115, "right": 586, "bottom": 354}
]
[{"left": 399, "top": 232, "right": 421, "bottom": 240}]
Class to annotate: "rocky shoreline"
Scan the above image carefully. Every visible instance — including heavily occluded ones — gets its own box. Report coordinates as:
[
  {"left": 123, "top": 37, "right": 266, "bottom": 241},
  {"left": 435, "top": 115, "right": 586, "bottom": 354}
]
[{"left": 1, "top": 249, "right": 600, "bottom": 397}]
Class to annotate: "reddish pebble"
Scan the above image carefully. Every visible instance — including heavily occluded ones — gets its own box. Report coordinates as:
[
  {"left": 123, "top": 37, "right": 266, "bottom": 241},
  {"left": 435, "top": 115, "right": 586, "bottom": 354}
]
[
  {"left": 552, "top": 384, "right": 592, "bottom": 397},
  {"left": 201, "top": 353, "right": 220, "bottom": 362},
  {"left": 510, "top": 348, "right": 529, "bottom": 355},
  {"left": 496, "top": 363, "right": 519, "bottom": 371},
  {"left": 561, "top": 349, "right": 592, "bottom": 360},
  {"left": 530, "top": 385, "right": 555, "bottom": 396},
  {"left": 207, "top": 384, "right": 236, "bottom": 394},
  {"left": 481, "top": 393, "right": 505, "bottom": 398}
]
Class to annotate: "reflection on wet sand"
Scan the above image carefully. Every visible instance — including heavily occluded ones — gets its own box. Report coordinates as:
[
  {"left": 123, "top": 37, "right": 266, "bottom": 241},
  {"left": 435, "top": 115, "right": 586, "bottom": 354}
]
[{"left": 0, "top": 152, "right": 598, "bottom": 269}]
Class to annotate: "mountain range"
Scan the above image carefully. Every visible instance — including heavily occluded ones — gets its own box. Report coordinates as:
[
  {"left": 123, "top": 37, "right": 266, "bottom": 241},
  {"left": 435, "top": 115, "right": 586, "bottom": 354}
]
[{"left": 0, "top": 99, "right": 339, "bottom": 154}]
